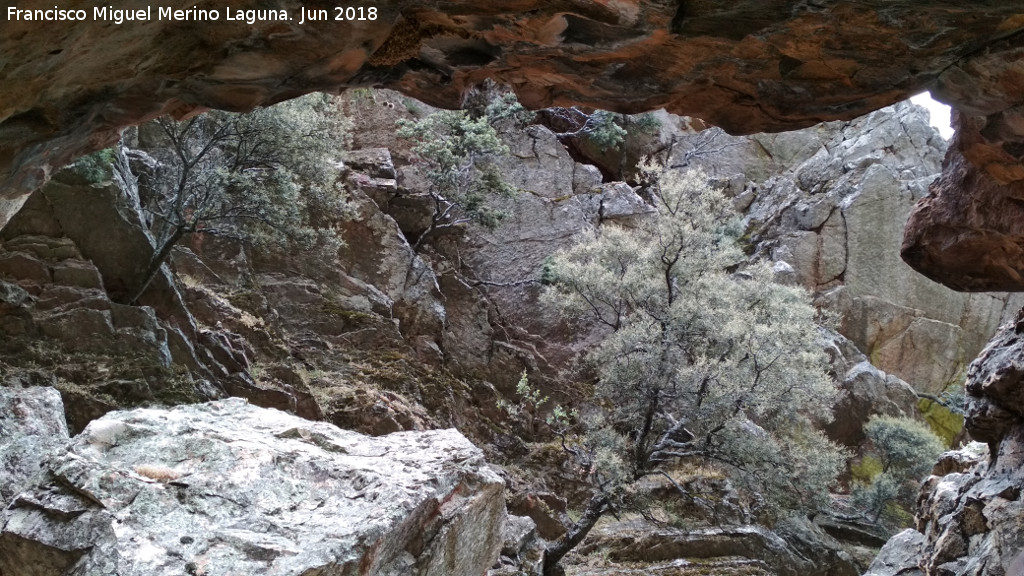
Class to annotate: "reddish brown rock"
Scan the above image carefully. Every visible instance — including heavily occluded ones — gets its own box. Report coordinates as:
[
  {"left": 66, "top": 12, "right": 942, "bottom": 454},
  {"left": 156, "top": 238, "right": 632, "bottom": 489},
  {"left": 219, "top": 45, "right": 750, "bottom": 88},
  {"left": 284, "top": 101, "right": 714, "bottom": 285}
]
[{"left": 902, "top": 125, "right": 1024, "bottom": 292}]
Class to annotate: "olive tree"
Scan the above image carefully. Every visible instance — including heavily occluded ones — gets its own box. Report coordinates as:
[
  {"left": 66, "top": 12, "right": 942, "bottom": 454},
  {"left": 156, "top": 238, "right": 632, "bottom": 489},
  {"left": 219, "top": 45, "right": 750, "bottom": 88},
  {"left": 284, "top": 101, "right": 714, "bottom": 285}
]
[
  {"left": 131, "top": 94, "right": 350, "bottom": 303},
  {"left": 540, "top": 166, "right": 845, "bottom": 574}
]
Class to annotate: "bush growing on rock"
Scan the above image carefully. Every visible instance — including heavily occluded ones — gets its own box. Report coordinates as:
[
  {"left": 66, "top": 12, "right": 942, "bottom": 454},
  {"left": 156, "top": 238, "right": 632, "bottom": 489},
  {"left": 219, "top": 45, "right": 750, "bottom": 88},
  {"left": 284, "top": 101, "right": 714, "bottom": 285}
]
[
  {"left": 130, "top": 93, "right": 351, "bottom": 303},
  {"left": 69, "top": 147, "right": 118, "bottom": 183},
  {"left": 853, "top": 414, "right": 944, "bottom": 524},
  {"left": 396, "top": 97, "right": 518, "bottom": 249},
  {"left": 539, "top": 164, "right": 845, "bottom": 574}
]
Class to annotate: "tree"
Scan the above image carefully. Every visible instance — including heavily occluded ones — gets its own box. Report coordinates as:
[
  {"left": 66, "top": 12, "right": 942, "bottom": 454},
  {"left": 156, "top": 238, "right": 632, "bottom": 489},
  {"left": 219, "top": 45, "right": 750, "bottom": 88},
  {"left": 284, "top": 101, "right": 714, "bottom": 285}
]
[
  {"left": 395, "top": 104, "right": 516, "bottom": 250},
  {"left": 853, "top": 415, "right": 944, "bottom": 523},
  {"left": 540, "top": 165, "right": 845, "bottom": 574},
  {"left": 130, "top": 94, "right": 350, "bottom": 303},
  {"left": 545, "top": 107, "right": 628, "bottom": 151}
]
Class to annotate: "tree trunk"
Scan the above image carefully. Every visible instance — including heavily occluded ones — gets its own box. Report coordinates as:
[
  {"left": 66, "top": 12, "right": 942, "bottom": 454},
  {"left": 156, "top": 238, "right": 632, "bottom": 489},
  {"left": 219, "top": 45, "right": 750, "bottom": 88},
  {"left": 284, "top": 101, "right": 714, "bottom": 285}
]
[
  {"left": 542, "top": 493, "right": 609, "bottom": 576},
  {"left": 128, "top": 226, "right": 185, "bottom": 304}
]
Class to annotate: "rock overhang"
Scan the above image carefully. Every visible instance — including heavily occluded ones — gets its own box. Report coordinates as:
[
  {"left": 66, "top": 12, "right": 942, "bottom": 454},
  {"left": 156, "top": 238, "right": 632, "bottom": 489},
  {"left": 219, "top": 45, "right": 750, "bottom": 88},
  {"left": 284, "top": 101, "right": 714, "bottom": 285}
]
[{"left": 3, "top": 1, "right": 1024, "bottom": 289}]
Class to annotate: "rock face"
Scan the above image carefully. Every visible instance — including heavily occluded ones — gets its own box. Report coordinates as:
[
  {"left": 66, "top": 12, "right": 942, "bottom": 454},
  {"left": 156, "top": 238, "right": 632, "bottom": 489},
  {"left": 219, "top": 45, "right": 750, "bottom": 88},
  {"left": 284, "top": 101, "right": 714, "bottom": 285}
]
[
  {"left": 3, "top": 1, "right": 1024, "bottom": 281},
  {"left": 0, "top": 235, "right": 183, "bottom": 432},
  {"left": 902, "top": 45, "right": 1024, "bottom": 291},
  {"left": 0, "top": 397, "right": 505, "bottom": 576},
  {"left": 865, "top": 315, "right": 1024, "bottom": 575},
  {"left": 337, "top": 90, "right": 630, "bottom": 389},
  {"left": 863, "top": 443, "right": 1008, "bottom": 576},
  {"left": 674, "top": 101, "right": 1024, "bottom": 394}
]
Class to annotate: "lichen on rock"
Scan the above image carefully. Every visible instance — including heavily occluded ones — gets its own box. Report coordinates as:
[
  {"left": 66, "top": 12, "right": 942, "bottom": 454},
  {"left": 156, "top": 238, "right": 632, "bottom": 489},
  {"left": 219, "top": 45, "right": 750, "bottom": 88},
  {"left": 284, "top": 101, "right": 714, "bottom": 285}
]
[{"left": 0, "top": 398, "right": 506, "bottom": 576}]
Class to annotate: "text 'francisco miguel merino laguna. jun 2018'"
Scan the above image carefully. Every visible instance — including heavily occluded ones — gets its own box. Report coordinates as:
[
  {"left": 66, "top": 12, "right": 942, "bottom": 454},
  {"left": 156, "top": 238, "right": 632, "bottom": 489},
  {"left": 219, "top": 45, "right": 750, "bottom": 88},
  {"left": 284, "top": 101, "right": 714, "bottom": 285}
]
[{"left": 6, "top": 5, "right": 380, "bottom": 25}]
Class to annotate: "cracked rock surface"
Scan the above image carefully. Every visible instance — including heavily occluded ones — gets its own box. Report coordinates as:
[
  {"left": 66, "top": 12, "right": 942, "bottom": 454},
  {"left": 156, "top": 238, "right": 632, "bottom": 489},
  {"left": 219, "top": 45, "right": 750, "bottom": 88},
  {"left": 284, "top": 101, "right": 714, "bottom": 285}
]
[{"left": 0, "top": 397, "right": 505, "bottom": 576}]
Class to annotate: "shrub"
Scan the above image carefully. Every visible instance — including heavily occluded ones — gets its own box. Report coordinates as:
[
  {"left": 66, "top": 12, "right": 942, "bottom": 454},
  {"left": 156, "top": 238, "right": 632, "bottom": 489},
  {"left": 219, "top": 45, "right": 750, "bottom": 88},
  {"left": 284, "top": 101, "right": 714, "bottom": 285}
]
[
  {"left": 396, "top": 95, "right": 516, "bottom": 249},
  {"left": 853, "top": 414, "right": 944, "bottom": 523},
  {"left": 539, "top": 164, "right": 845, "bottom": 574},
  {"left": 129, "top": 93, "right": 351, "bottom": 302}
]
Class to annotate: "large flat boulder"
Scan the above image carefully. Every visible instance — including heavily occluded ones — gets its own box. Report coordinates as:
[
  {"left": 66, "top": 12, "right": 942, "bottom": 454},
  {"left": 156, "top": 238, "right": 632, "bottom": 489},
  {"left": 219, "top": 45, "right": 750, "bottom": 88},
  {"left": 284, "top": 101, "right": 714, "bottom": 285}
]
[{"left": 0, "top": 398, "right": 505, "bottom": 576}]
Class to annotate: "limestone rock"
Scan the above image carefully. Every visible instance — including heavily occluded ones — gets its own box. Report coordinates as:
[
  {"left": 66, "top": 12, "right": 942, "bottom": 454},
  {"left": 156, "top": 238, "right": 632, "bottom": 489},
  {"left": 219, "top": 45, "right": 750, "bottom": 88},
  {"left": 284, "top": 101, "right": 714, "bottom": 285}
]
[
  {"left": 344, "top": 148, "right": 397, "bottom": 180},
  {"left": 440, "top": 124, "right": 603, "bottom": 384},
  {"left": 903, "top": 53, "right": 1024, "bottom": 291},
  {"left": 11, "top": 150, "right": 161, "bottom": 305},
  {"left": 579, "top": 520, "right": 857, "bottom": 576},
  {"left": 964, "top": 313, "right": 1024, "bottom": 446},
  {"left": 863, "top": 529, "right": 926, "bottom": 576},
  {"left": 332, "top": 185, "right": 446, "bottom": 344},
  {"left": 680, "top": 102, "right": 1024, "bottom": 394},
  {"left": 0, "top": 387, "right": 69, "bottom": 509},
  {"left": 572, "top": 164, "right": 603, "bottom": 195},
  {"left": 500, "top": 515, "right": 538, "bottom": 558},
  {"left": 598, "top": 182, "right": 654, "bottom": 222},
  {"left": 0, "top": 398, "right": 505, "bottom": 576}
]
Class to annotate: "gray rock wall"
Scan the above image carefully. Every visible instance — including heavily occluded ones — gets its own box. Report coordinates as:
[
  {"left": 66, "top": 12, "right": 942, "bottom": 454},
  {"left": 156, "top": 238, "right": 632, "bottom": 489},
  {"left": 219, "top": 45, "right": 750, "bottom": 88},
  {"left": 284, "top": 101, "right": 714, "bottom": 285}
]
[
  {"left": 865, "top": 313, "right": 1024, "bottom": 576},
  {"left": 677, "top": 101, "right": 1024, "bottom": 394}
]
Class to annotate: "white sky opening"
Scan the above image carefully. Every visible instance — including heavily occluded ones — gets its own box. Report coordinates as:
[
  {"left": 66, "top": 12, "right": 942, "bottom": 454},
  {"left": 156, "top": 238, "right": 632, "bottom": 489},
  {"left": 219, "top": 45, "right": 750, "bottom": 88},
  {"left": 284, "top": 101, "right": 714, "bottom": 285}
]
[{"left": 910, "top": 92, "right": 954, "bottom": 140}]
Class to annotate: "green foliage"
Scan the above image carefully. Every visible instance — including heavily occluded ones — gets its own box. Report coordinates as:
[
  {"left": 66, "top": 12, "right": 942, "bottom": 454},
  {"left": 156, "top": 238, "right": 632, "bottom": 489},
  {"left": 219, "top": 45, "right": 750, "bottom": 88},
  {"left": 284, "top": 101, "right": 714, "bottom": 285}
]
[
  {"left": 130, "top": 93, "right": 351, "bottom": 302},
  {"left": 497, "top": 371, "right": 551, "bottom": 436},
  {"left": 866, "top": 415, "right": 945, "bottom": 477},
  {"left": 540, "top": 255, "right": 559, "bottom": 286},
  {"left": 71, "top": 147, "right": 118, "bottom": 183},
  {"left": 483, "top": 92, "right": 535, "bottom": 127},
  {"left": 546, "top": 108, "right": 661, "bottom": 154},
  {"left": 853, "top": 414, "right": 945, "bottom": 523},
  {"left": 629, "top": 112, "right": 662, "bottom": 136},
  {"left": 402, "top": 97, "right": 422, "bottom": 116},
  {"left": 396, "top": 100, "right": 515, "bottom": 246},
  {"left": 850, "top": 455, "right": 883, "bottom": 483},
  {"left": 461, "top": 79, "right": 535, "bottom": 127},
  {"left": 543, "top": 164, "right": 845, "bottom": 521},
  {"left": 582, "top": 110, "right": 627, "bottom": 152},
  {"left": 144, "top": 93, "right": 351, "bottom": 252}
]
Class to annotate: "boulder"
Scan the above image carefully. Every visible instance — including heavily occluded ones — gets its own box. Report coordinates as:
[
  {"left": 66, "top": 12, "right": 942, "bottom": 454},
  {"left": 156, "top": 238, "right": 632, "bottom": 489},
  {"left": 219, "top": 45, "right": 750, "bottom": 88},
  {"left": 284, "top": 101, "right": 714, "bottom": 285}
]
[
  {"left": 344, "top": 148, "right": 397, "bottom": 179},
  {"left": 827, "top": 360, "right": 920, "bottom": 448},
  {"left": 598, "top": 182, "right": 654, "bottom": 222},
  {"left": 500, "top": 515, "right": 538, "bottom": 558},
  {"left": 508, "top": 491, "right": 571, "bottom": 541},
  {"left": 820, "top": 329, "right": 920, "bottom": 447},
  {"left": 0, "top": 398, "right": 505, "bottom": 576},
  {"left": 0, "top": 387, "right": 69, "bottom": 508},
  {"left": 862, "top": 529, "right": 926, "bottom": 576}
]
